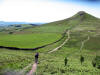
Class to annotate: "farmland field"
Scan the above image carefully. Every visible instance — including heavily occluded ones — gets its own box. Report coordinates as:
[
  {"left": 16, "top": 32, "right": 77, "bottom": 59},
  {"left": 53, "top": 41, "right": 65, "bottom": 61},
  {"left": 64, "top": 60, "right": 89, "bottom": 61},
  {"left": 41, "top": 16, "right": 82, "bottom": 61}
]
[{"left": 0, "top": 33, "right": 62, "bottom": 48}]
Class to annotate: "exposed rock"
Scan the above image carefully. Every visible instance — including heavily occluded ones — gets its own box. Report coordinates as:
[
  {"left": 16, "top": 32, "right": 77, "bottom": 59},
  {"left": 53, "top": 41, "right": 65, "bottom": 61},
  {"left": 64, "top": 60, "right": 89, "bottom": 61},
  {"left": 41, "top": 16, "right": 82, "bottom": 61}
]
[{"left": 78, "top": 11, "right": 86, "bottom": 16}]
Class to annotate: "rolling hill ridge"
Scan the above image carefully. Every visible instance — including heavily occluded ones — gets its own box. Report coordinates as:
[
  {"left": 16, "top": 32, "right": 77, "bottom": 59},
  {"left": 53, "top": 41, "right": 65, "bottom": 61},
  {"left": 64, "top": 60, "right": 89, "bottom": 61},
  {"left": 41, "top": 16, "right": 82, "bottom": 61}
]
[{"left": 0, "top": 11, "right": 100, "bottom": 50}]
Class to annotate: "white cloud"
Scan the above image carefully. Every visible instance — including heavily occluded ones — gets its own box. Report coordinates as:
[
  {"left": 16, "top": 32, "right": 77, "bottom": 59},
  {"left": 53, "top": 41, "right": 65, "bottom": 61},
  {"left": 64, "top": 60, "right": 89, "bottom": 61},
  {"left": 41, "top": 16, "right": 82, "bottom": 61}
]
[{"left": 0, "top": 0, "right": 100, "bottom": 22}]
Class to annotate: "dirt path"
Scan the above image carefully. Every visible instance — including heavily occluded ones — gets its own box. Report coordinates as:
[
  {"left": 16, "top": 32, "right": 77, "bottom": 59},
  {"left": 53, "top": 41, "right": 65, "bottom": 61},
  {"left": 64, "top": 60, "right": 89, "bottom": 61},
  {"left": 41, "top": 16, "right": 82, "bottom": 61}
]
[
  {"left": 25, "top": 32, "right": 89, "bottom": 75},
  {"left": 27, "top": 63, "right": 37, "bottom": 75},
  {"left": 19, "top": 30, "right": 70, "bottom": 74},
  {"left": 80, "top": 36, "right": 90, "bottom": 52},
  {"left": 48, "top": 30, "right": 70, "bottom": 53},
  {"left": 19, "top": 63, "right": 33, "bottom": 74}
]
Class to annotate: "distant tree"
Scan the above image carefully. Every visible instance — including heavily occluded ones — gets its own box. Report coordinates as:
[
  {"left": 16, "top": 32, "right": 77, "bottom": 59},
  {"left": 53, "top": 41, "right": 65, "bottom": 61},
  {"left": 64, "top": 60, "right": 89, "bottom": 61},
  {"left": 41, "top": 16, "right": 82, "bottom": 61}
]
[
  {"left": 64, "top": 57, "right": 68, "bottom": 66},
  {"left": 80, "top": 56, "right": 84, "bottom": 65},
  {"left": 9, "top": 32, "right": 13, "bottom": 34}
]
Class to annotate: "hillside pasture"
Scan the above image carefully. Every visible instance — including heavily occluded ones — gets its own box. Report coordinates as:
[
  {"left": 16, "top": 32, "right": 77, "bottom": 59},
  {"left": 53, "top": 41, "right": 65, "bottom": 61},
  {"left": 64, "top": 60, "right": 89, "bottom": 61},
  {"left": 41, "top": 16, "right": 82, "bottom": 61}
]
[{"left": 0, "top": 33, "right": 62, "bottom": 48}]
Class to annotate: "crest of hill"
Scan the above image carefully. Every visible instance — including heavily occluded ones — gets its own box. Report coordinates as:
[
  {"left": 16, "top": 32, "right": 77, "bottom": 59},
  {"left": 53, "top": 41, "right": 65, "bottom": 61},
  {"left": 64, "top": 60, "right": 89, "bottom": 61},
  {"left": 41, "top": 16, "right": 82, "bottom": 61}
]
[
  {"left": 70, "top": 11, "right": 98, "bottom": 21},
  {"left": 43, "top": 11, "right": 100, "bottom": 26}
]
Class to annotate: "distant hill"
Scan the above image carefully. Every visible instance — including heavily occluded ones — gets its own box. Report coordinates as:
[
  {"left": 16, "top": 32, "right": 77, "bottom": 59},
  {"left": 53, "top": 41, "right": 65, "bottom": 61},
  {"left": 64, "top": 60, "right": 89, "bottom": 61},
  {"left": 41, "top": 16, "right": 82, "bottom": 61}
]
[
  {"left": 0, "top": 21, "right": 29, "bottom": 26},
  {"left": 43, "top": 11, "right": 99, "bottom": 26},
  {"left": 0, "top": 21, "right": 45, "bottom": 26},
  {"left": 27, "top": 11, "right": 100, "bottom": 50},
  {"left": 41, "top": 11, "right": 100, "bottom": 50}
]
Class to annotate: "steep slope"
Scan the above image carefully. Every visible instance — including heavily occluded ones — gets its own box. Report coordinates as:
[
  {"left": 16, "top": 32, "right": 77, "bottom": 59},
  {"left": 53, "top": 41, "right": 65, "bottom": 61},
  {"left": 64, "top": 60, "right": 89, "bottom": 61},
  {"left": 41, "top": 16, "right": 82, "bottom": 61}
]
[
  {"left": 18, "top": 11, "right": 100, "bottom": 50},
  {"left": 31, "top": 11, "right": 100, "bottom": 50}
]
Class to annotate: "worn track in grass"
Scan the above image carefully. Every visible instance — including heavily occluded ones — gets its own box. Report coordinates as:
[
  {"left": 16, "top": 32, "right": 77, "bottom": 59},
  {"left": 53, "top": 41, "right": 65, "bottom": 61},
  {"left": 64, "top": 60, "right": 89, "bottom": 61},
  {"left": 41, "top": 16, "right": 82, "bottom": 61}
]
[{"left": 19, "top": 30, "right": 70, "bottom": 74}]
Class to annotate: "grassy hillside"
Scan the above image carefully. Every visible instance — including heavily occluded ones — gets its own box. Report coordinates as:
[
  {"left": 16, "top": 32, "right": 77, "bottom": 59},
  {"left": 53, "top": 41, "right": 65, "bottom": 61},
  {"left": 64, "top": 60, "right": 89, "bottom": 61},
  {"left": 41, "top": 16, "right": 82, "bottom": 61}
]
[
  {"left": 0, "top": 11, "right": 100, "bottom": 75},
  {"left": 0, "top": 33, "right": 61, "bottom": 48}
]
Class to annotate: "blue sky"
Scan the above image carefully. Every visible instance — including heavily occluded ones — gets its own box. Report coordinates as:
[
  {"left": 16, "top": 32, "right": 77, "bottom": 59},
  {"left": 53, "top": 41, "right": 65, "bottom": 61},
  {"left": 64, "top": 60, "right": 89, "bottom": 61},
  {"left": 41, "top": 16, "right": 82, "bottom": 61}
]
[{"left": 0, "top": 0, "right": 100, "bottom": 23}]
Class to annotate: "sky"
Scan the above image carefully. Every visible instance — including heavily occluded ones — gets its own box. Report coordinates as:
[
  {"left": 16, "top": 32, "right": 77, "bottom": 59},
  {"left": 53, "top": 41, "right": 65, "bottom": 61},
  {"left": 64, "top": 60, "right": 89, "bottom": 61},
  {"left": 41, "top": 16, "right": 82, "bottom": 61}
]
[{"left": 0, "top": 0, "right": 100, "bottom": 23}]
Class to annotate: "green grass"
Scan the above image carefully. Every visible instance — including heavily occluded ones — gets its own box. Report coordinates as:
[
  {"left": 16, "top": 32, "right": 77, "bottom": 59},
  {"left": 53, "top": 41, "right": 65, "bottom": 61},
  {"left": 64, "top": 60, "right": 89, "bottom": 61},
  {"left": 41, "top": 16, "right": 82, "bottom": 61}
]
[
  {"left": 1, "top": 44, "right": 100, "bottom": 75},
  {"left": 0, "top": 29, "right": 100, "bottom": 75},
  {"left": 25, "top": 25, "right": 68, "bottom": 33},
  {"left": 0, "top": 34, "right": 67, "bottom": 74},
  {"left": 0, "top": 33, "right": 61, "bottom": 48},
  {"left": 0, "top": 11, "right": 100, "bottom": 75}
]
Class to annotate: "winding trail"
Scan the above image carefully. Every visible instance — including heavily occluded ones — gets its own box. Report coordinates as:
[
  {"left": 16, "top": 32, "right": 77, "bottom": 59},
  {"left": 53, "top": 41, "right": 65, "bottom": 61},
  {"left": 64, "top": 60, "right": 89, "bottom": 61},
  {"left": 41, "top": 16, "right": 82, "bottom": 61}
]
[
  {"left": 19, "top": 30, "right": 70, "bottom": 75},
  {"left": 24, "top": 23, "right": 90, "bottom": 74},
  {"left": 48, "top": 30, "right": 70, "bottom": 53},
  {"left": 66, "top": 36, "right": 90, "bottom": 58},
  {"left": 18, "top": 31, "right": 90, "bottom": 75},
  {"left": 80, "top": 36, "right": 90, "bottom": 52}
]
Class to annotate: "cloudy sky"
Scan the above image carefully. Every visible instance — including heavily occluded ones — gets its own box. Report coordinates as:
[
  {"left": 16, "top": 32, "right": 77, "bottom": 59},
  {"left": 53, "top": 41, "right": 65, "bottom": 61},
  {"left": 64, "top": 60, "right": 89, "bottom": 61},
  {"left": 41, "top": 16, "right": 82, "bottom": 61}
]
[{"left": 0, "top": 0, "right": 100, "bottom": 23}]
